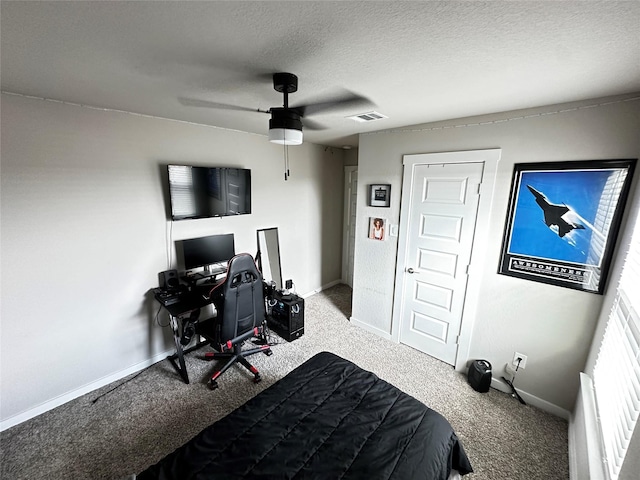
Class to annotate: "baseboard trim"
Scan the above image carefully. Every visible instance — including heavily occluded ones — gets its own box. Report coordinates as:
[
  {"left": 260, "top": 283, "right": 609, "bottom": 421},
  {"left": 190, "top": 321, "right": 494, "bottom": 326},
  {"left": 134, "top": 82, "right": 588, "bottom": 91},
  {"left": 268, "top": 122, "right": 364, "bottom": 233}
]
[
  {"left": 301, "top": 279, "right": 343, "bottom": 298},
  {"left": 0, "top": 349, "right": 173, "bottom": 432},
  {"left": 349, "top": 316, "right": 393, "bottom": 341},
  {"left": 490, "top": 376, "right": 571, "bottom": 420}
]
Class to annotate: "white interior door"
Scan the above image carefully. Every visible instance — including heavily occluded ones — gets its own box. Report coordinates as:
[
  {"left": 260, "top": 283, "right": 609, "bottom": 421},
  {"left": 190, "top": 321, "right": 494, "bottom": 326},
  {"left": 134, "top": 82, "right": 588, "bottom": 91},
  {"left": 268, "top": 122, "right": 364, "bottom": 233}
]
[
  {"left": 342, "top": 167, "right": 358, "bottom": 288},
  {"left": 398, "top": 162, "right": 484, "bottom": 365}
]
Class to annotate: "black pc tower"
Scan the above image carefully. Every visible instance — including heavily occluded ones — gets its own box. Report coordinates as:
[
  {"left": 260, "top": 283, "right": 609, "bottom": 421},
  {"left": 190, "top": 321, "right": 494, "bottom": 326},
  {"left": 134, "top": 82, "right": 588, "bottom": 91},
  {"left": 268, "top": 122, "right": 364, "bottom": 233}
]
[{"left": 268, "top": 291, "right": 304, "bottom": 341}]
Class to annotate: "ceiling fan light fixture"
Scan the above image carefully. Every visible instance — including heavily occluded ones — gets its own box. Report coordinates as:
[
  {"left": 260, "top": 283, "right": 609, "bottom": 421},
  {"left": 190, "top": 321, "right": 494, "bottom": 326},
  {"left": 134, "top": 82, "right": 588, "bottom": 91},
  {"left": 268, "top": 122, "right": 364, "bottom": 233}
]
[
  {"left": 269, "top": 108, "right": 303, "bottom": 145},
  {"left": 269, "top": 128, "right": 303, "bottom": 145}
]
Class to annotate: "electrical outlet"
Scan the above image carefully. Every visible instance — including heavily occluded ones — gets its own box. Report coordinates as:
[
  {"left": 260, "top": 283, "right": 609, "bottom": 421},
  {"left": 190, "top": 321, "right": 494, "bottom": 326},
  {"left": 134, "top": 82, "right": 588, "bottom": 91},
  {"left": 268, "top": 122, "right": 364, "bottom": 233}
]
[{"left": 513, "top": 352, "right": 527, "bottom": 369}]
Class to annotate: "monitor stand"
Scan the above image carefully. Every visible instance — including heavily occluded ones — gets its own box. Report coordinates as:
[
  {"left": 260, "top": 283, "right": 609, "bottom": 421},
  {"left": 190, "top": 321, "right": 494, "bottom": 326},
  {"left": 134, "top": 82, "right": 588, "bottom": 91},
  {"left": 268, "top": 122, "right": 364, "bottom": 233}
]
[
  {"left": 183, "top": 264, "right": 227, "bottom": 287},
  {"left": 204, "top": 263, "right": 226, "bottom": 276}
]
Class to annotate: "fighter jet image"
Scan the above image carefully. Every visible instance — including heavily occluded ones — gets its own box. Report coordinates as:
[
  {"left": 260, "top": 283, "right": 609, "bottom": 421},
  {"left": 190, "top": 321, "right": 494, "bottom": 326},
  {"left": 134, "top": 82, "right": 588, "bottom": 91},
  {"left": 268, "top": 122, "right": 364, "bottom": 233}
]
[{"left": 527, "top": 185, "right": 585, "bottom": 238}]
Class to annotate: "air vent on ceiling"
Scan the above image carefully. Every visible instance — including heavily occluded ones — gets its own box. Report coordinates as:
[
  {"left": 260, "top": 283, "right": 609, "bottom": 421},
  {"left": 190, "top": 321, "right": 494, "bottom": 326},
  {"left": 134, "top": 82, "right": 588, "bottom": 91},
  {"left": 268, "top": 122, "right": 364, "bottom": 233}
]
[{"left": 347, "top": 111, "right": 388, "bottom": 122}]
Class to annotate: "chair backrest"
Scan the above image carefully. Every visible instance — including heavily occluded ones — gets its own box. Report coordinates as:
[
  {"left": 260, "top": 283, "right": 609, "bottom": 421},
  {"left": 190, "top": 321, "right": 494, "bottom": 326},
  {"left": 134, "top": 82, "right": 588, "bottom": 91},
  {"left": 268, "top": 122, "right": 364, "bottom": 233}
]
[{"left": 217, "top": 253, "right": 265, "bottom": 341}]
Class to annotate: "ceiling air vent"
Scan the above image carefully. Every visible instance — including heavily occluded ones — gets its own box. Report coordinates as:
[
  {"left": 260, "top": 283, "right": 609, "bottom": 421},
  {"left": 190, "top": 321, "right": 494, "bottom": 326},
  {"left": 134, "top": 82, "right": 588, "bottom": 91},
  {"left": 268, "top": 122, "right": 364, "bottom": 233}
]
[{"left": 347, "top": 111, "right": 388, "bottom": 123}]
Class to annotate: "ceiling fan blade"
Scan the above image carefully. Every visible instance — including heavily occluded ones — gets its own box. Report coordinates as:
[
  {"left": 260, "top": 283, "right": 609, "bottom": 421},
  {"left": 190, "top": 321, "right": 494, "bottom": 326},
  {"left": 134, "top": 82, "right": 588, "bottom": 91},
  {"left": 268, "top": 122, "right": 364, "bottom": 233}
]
[
  {"left": 294, "top": 91, "right": 373, "bottom": 117},
  {"left": 178, "top": 97, "right": 270, "bottom": 114},
  {"left": 301, "top": 118, "right": 327, "bottom": 131}
]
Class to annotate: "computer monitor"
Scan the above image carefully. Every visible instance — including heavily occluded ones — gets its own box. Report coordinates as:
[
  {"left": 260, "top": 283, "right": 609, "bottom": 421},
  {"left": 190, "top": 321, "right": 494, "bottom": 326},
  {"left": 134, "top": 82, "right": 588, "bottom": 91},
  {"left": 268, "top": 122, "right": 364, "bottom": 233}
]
[{"left": 178, "top": 233, "right": 235, "bottom": 273}]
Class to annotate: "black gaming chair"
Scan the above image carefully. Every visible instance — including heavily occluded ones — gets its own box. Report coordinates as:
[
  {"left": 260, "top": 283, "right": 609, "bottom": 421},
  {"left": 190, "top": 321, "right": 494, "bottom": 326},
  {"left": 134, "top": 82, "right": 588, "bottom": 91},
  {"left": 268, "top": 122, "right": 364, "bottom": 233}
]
[{"left": 200, "top": 253, "right": 271, "bottom": 389}]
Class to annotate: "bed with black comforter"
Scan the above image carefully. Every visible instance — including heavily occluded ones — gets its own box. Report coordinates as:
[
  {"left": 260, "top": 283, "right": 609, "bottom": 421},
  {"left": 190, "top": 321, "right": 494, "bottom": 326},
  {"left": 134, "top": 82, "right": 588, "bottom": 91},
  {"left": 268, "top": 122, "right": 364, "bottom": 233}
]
[{"left": 138, "top": 351, "right": 472, "bottom": 479}]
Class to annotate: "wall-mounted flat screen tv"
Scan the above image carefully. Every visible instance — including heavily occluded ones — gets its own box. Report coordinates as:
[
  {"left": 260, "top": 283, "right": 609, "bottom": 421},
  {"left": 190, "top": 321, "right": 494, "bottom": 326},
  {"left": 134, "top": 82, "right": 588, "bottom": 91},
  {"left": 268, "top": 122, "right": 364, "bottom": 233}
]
[{"left": 167, "top": 165, "right": 251, "bottom": 221}]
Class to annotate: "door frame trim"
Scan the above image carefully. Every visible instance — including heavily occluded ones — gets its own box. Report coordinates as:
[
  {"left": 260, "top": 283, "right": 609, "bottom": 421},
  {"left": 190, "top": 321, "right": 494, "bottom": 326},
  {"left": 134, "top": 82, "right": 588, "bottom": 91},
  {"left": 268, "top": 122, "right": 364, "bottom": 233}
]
[
  {"left": 342, "top": 166, "right": 358, "bottom": 285},
  {"left": 391, "top": 149, "right": 501, "bottom": 371}
]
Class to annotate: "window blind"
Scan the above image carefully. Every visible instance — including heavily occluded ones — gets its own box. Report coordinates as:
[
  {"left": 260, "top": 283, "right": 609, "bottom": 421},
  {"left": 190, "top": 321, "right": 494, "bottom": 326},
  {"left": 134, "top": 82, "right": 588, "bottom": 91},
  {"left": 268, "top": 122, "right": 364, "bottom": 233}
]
[
  {"left": 593, "top": 209, "right": 640, "bottom": 480},
  {"left": 168, "top": 165, "right": 196, "bottom": 217}
]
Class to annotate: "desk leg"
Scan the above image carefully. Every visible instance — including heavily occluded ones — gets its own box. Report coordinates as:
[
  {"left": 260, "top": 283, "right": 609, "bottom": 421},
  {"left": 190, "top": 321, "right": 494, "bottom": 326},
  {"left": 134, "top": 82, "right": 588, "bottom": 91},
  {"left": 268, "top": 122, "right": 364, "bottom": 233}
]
[{"left": 168, "top": 315, "right": 190, "bottom": 384}]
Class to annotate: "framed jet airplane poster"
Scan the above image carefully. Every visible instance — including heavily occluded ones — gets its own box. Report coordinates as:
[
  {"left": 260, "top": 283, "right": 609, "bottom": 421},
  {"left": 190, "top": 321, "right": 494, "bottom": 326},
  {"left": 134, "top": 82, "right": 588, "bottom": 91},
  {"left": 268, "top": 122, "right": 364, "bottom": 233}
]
[{"left": 498, "top": 159, "right": 636, "bottom": 294}]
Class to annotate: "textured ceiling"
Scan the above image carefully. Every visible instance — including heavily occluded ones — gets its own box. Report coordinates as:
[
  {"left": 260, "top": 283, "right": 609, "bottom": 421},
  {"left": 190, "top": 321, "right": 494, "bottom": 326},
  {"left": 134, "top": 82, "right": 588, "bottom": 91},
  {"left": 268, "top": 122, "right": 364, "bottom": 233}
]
[{"left": 2, "top": 1, "right": 639, "bottom": 147}]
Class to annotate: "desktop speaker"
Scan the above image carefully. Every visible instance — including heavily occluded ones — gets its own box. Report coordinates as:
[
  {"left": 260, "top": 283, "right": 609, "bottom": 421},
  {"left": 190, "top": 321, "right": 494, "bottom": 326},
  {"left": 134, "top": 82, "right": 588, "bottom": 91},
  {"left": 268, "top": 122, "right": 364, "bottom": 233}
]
[
  {"left": 158, "top": 269, "right": 179, "bottom": 290},
  {"left": 468, "top": 360, "right": 492, "bottom": 393}
]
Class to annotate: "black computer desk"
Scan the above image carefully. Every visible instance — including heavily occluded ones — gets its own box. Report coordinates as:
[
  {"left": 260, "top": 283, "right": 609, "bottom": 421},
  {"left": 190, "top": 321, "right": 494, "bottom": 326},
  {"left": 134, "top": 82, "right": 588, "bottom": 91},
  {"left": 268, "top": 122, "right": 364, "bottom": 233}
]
[{"left": 154, "top": 279, "right": 223, "bottom": 384}]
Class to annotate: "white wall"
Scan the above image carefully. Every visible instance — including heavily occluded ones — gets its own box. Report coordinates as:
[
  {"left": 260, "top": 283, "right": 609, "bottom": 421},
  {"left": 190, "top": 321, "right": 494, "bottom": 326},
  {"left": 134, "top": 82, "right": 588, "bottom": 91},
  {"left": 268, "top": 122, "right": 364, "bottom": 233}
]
[
  {"left": 0, "top": 93, "right": 345, "bottom": 426},
  {"left": 353, "top": 93, "right": 640, "bottom": 412}
]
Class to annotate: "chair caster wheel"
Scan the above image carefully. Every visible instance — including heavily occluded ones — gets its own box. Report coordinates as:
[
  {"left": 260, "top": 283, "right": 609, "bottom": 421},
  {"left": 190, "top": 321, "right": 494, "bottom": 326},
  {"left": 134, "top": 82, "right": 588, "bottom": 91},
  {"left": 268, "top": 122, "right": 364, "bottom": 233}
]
[
  {"left": 253, "top": 374, "right": 262, "bottom": 384},
  {"left": 209, "top": 380, "right": 219, "bottom": 390},
  {"left": 264, "top": 349, "right": 273, "bottom": 356}
]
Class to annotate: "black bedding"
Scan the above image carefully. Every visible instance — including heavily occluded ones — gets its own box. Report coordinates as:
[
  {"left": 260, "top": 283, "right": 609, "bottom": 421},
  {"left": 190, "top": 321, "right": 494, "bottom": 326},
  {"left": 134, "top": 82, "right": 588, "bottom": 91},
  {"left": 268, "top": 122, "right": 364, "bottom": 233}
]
[{"left": 138, "top": 352, "right": 472, "bottom": 479}]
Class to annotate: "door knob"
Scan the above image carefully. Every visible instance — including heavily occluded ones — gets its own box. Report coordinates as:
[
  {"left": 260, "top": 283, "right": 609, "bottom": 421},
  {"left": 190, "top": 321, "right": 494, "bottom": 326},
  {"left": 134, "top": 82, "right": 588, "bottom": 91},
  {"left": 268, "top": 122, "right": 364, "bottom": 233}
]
[{"left": 407, "top": 267, "right": 417, "bottom": 274}]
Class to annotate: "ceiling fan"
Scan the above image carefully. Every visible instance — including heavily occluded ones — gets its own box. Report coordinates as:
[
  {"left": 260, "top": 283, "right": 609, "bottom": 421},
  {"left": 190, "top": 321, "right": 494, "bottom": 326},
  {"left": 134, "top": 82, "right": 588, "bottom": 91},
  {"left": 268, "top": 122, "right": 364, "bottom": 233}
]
[
  {"left": 267, "top": 72, "right": 304, "bottom": 145},
  {"left": 179, "top": 72, "right": 372, "bottom": 145}
]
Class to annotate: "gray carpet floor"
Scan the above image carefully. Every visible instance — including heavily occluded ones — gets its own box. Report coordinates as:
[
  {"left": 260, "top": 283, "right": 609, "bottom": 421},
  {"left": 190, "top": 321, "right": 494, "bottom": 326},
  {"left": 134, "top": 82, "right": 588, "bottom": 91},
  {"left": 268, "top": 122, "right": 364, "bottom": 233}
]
[{"left": 0, "top": 284, "right": 569, "bottom": 479}]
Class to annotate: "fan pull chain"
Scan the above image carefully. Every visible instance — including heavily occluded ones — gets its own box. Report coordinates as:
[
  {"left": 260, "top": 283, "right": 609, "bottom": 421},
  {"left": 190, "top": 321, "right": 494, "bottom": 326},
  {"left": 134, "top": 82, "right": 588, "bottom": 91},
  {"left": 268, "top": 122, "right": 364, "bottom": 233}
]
[
  {"left": 286, "top": 145, "right": 290, "bottom": 179},
  {"left": 283, "top": 143, "right": 290, "bottom": 181},
  {"left": 283, "top": 143, "right": 287, "bottom": 181}
]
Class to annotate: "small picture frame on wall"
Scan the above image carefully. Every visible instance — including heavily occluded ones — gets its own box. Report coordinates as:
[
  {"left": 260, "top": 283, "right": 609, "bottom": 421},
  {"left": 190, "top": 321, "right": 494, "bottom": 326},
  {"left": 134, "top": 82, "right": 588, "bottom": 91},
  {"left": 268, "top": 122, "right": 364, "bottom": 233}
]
[
  {"left": 369, "top": 217, "right": 386, "bottom": 241},
  {"left": 369, "top": 184, "right": 391, "bottom": 207}
]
